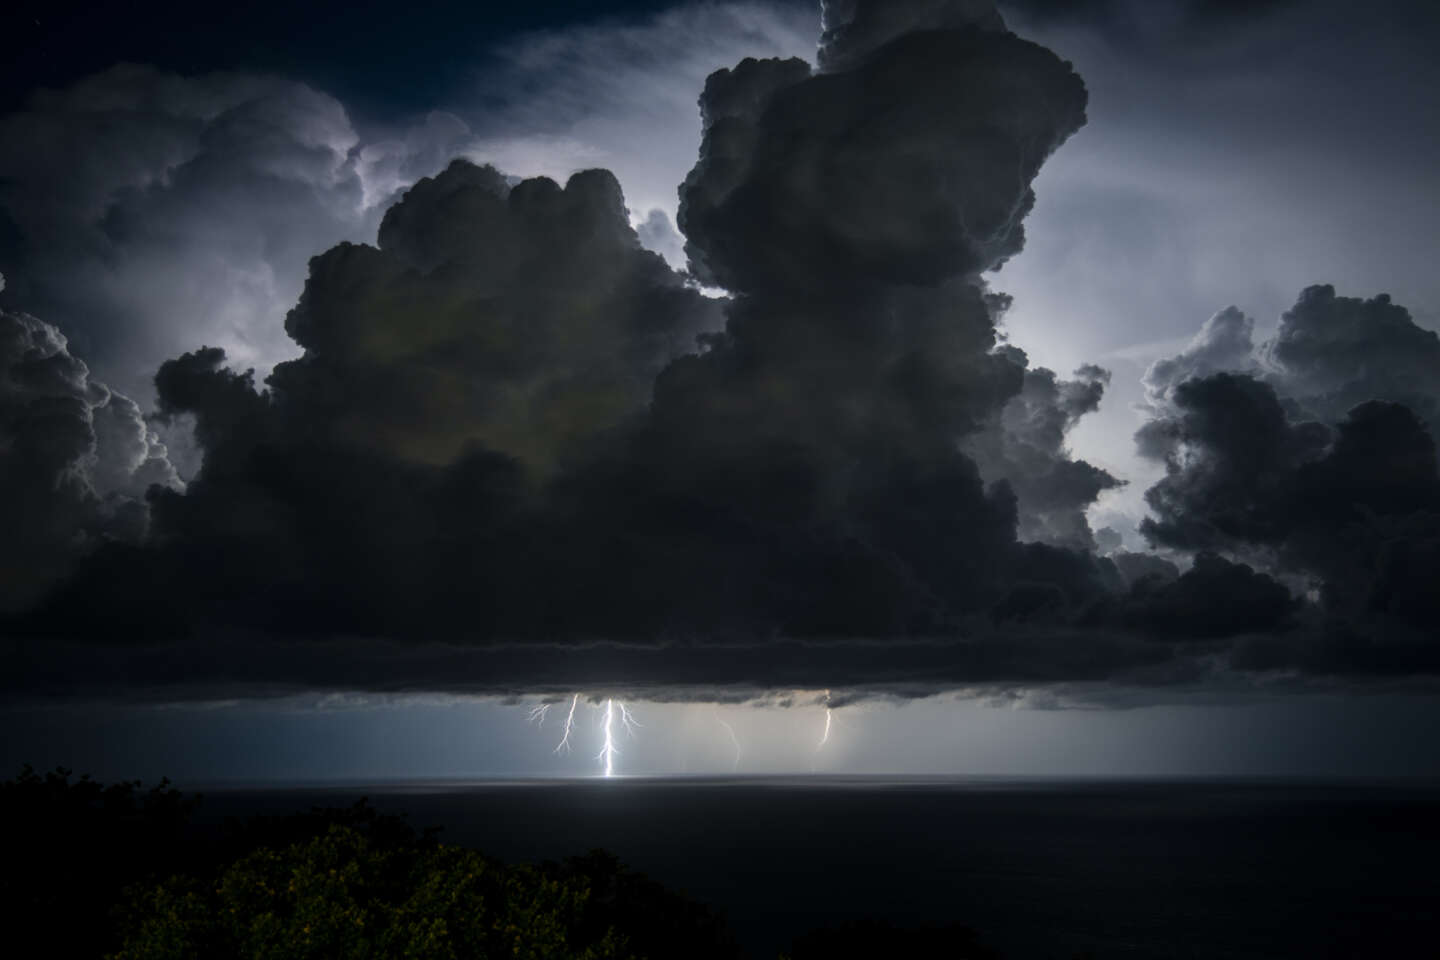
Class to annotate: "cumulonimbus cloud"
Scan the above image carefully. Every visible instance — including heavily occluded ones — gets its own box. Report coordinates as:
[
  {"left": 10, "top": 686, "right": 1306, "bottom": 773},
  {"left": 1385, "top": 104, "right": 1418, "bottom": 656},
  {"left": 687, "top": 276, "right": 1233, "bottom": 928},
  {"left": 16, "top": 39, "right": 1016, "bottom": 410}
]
[
  {"left": 1136, "top": 284, "right": 1440, "bottom": 674},
  {"left": 0, "top": 309, "right": 180, "bottom": 614},
  {"left": 4, "top": 0, "right": 1440, "bottom": 703},
  {"left": 0, "top": 64, "right": 485, "bottom": 407}
]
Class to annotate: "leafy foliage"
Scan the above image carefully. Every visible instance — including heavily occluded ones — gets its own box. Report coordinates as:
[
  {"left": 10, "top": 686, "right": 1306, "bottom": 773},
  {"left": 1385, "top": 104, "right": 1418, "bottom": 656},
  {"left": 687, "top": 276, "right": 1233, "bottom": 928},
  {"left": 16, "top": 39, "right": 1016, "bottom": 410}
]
[
  {"left": 0, "top": 768, "right": 742, "bottom": 958},
  {"left": 2, "top": 767, "right": 994, "bottom": 959},
  {"left": 0, "top": 765, "right": 199, "bottom": 957},
  {"left": 110, "top": 825, "right": 633, "bottom": 960}
]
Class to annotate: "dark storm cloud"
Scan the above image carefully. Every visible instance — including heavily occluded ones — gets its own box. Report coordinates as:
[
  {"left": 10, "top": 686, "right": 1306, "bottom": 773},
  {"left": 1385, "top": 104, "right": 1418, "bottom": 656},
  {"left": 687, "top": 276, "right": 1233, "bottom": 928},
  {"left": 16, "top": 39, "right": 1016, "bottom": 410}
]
[
  {"left": 5, "top": 0, "right": 1134, "bottom": 698},
  {"left": 1135, "top": 286, "right": 1440, "bottom": 669},
  {"left": 1263, "top": 285, "right": 1440, "bottom": 439},
  {"left": 0, "top": 309, "right": 178, "bottom": 613},
  {"left": 1137, "top": 371, "right": 1330, "bottom": 550},
  {"left": 1114, "top": 552, "right": 1296, "bottom": 641},
  {"left": 0, "top": 628, "right": 1199, "bottom": 705},
  {"left": 1141, "top": 383, "right": 1440, "bottom": 623},
  {"left": 966, "top": 352, "right": 1122, "bottom": 551},
  {"left": 6, "top": 0, "right": 1440, "bottom": 702},
  {"left": 680, "top": 1, "right": 1086, "bottom": 293},
  {"left": 1141, "top": 306, "right": 1257, "bottom": 408},
  {"left": 1142, "top": 282, "right": 1440, "bottom": 409},
  {"left": 273, "top": 161, "right": 718, "bottom": 471},
  {"left": 0, "top": 64, "right": 474, "bottom": 403},
  {"left": 81, "top": 160, "right": 718, "bottom": 648}
]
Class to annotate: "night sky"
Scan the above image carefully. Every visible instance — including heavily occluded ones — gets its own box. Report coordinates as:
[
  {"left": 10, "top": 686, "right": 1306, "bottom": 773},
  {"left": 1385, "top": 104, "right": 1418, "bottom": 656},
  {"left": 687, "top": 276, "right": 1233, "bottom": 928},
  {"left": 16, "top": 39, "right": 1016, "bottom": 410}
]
[{"left": 4, "top": 0, "right": 1440, "bottom": 782}]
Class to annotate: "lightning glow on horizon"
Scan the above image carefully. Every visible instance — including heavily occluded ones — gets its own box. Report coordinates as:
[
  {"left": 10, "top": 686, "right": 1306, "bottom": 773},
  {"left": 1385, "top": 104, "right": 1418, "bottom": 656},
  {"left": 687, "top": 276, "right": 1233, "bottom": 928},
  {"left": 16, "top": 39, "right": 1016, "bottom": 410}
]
[{"left": 531, "top": 693, "right": 845, "bottom": 777}]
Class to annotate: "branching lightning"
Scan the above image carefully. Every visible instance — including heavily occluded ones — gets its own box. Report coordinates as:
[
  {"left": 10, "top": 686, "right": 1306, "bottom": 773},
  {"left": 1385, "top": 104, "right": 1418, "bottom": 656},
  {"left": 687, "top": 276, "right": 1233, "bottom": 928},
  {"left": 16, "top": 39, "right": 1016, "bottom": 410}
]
[
  {"left": 553, "top": 693, "right": 579, "bottom": 754},
  {"left": 597, "top": 698, "right": 618, "bottom": 777},
  {"left": 529, "top": 692, "right": 852, "bottom": 777},
  {"left": 618, "top": 701, "right": 641, "bottom": 738},
  {"left": 535, "top": 693, "right": 638, "bottom": 776}
]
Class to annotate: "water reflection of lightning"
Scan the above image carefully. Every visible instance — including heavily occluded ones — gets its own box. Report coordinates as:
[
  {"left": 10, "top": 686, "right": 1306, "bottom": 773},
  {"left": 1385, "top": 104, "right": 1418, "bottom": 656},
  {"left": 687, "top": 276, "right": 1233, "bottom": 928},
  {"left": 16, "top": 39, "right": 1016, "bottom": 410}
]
[{"left": 553, "top": 694, "right": 579, "bottom": 754}]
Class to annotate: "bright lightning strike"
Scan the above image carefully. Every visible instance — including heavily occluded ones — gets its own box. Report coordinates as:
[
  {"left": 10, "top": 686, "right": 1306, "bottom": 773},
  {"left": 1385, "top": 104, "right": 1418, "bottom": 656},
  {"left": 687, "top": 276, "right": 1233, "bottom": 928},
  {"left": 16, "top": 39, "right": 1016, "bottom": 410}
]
[
  {"left": 598, "top": 698, "right": 618, "bottom": 777},
  {"left": 617, "top": 701, "right": 642, "bottom": 738},
  {"left": 597, "top": 699, "right": 640, "bottom": 777},
  {"left": 817, "top": 690, "right": 833, "bottom": 751},
  {"left": 553, "top": 694, "right": 579, "bottom": 754},
  {"left": 538, "top": 694, "right": 638, "bottom": 776}
]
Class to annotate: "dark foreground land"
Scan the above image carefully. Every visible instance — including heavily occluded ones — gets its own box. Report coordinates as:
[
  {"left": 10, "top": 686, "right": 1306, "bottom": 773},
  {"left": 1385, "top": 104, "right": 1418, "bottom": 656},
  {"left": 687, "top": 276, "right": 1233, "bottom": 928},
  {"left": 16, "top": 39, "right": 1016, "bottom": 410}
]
[
  {"left": 5, "top": 772, "right": 1439, "bottom": 957},
  {"left": 195, "top": 778, "right": 1440, "bottom": 959}
]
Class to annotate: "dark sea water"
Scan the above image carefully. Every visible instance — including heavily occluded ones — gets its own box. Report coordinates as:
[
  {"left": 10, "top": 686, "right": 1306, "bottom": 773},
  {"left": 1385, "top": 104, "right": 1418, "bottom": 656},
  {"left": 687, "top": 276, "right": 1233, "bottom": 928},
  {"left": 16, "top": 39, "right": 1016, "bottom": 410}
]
[{"left": 191, "top": 778, "right": 1440, "bottom": 959}]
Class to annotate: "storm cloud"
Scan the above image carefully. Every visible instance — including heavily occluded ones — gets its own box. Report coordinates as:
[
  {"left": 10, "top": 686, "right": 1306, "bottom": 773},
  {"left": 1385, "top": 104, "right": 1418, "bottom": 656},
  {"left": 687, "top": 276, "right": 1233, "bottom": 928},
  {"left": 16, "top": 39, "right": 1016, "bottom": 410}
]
[
  {"left": 1136, "top": 285, "right": 1440, "bottom": 670},
  {"left": 0, "top": 309, "right": 179, "bottom": 613},
  {"left": 0, "top": 64, "right": 480, "bottom": 404},
  {"left": 4, "top": 0, "right": 1440, "bottom": 702}
]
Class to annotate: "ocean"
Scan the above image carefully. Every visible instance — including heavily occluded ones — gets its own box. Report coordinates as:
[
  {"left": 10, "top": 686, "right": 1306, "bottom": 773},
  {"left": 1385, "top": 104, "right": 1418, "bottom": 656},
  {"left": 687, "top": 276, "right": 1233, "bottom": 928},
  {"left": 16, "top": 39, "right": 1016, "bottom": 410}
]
[{"left": 189, "top": 777, "right": 1440, "bottom": 959}]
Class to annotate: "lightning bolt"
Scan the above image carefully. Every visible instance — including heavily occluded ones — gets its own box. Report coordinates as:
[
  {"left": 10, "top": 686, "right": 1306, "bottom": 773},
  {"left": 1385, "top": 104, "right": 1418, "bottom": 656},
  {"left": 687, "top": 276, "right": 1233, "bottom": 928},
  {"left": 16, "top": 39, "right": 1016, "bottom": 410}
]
[
  {"left": 809, "top": 690, "right": 836, "bottom": 773},
  {"left": 617, "top": 701, "right": 641, "bottom": 738},
  {"left": 596, "top": 699, "right": 641, "bottom": 777},
  {"left": 598, "top": 698, "right": 618, "bottom": 777},
  {"left": 537, "top": 694, "right": 639, "bottom": 776},
  {"left": 714, "top": 708, "right": 742, "bottom": 772},
  {"left": 553, "top": 693, "right": 579, "bottom": 754}
]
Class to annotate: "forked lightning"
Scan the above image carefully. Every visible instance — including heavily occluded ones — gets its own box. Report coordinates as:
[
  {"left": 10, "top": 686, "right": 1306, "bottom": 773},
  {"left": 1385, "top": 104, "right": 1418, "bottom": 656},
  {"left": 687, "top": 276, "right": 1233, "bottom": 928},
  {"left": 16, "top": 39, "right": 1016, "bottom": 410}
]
[
  {"left": 553, "top": 693, "right": 580, "bottom": 754},
  {"left": 536, "top": 694, "right": 637, "bottom": 776}
]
